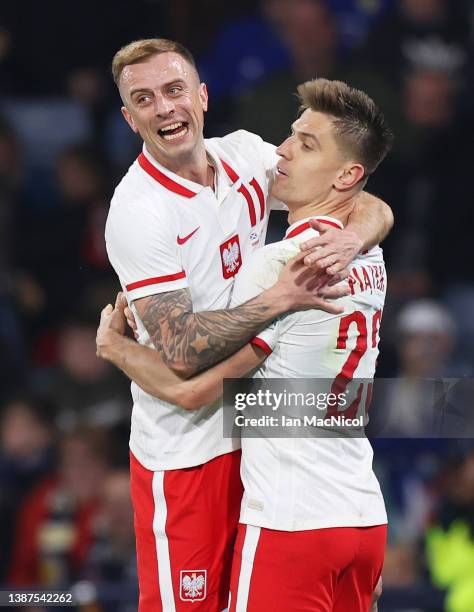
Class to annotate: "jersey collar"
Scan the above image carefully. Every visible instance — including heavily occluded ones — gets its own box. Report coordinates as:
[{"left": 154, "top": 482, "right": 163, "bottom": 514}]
[
  {"left": 284, "top": 215, "right": 344, "bottom": 239},
  {"left": 138, "top": 144, "right": 238, "bottom": 198}
]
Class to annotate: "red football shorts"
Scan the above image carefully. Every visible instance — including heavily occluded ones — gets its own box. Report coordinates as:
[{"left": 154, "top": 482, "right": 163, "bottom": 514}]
[
  {"left": 229, "top": 523, "right": 387, "bottom": 611},
  {"left": 130, "top": 450, "right": 243, "bottom": 611}
]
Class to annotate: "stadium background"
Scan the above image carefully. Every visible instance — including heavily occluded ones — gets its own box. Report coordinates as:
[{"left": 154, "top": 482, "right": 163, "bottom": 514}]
[{"left": 0, "top": 0, "right": 473, "bottom": 610}]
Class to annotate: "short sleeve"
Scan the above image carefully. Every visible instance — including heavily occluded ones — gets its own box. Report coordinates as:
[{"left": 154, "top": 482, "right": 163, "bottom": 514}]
[
  {"left": 251, "top": 310, "right": 296, "bottom": 356},
  {"left": 105, "top": 201, "right": 188, "bottom": 302},
  {"left": 251, "top": 320, "right": 280, "bottom": 355}
]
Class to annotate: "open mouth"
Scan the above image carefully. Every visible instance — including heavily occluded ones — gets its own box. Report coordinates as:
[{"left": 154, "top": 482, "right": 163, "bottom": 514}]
[
  {"left": 158, "top": 121, "right": 189, "bottom": 141},
  {"left": 276, "top": 166, "right": 288, "bottom": 177}
]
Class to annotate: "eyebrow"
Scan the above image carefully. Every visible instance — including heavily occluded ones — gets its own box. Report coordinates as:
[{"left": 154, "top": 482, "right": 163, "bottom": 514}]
[
  {"left": 129, "top": 88, "right": 152, "bottom": 98},
  {"left": 129, "top": 79, "right": 187, "bottom": 98}
]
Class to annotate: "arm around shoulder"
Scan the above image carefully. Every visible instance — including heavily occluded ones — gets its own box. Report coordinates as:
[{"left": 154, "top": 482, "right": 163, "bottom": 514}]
[{"left": 348, "top": 191, "right": 394, "bottom": 250}]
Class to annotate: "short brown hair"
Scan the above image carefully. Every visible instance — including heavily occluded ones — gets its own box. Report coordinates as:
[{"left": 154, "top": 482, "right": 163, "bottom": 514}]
[
  {"left": 112, "top": 38, "right": 198, "bottom": 86},
  {"left": 297, "top": 78, "right": 393, "bottom": 175}
]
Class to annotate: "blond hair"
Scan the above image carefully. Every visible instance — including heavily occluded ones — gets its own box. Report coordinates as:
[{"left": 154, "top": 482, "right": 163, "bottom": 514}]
[
  {"left": 297, "top": 78, "right": 393, "bottom": 175},
  {"left": 112, "top": 38, "right": 198, "bottom": 86}
]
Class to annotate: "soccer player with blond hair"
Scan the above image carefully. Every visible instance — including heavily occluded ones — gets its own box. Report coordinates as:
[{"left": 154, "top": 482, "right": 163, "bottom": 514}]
[{"left": 105, "top": 37, "right": 392, "bottom": 611}]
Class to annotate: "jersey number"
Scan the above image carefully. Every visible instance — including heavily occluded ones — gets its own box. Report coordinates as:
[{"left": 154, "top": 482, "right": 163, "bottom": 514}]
[{"left": 326, "top": 309, "right": 382, "bottom": 419}]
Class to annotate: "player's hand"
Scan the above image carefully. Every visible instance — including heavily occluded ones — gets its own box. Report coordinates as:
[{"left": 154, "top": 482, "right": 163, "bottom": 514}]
[
  {"left": 276, "top": 251, "right": 350, "bottom": 315},
  {"left": 300, "top": 220, "right": 363, "bottom": 276},
  {"left": 96, "top": 292, "right": 127, "bottom": 359}
]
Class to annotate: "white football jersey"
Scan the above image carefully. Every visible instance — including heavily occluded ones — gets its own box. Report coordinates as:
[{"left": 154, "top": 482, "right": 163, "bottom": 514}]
[
  {"left": 106, "top": 130, "right": 284, "bottom": 471},
  {"left": 231, "top": 217, "right": 388, "bottom": 531}
]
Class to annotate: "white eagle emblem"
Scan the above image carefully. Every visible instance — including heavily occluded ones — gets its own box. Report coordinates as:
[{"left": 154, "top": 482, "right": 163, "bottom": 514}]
[
  {"left": 220, "top": 234, "right": 242, "bottom": 279},
  {"left": 180, "top": 570, "right": 207, "bottom": 601},
  {"left": 223, "top": 241, "right": 240, "bottom": 273}
]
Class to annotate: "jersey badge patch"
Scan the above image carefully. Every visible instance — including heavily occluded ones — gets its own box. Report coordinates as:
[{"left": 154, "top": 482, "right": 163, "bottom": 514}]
[
  {"left": 180, "top": 570, "right": 207, "bottom": 602},
  {"left": 220, "top": 234, "right": 242, "bottom": 279}
]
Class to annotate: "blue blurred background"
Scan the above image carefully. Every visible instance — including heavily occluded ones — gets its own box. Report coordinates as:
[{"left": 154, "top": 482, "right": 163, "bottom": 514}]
[{"left": 1, "top": 1, "right": 474, "bottom": 610}]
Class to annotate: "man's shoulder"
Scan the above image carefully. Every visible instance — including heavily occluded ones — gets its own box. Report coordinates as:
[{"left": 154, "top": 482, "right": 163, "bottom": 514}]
[
  {"left": 106, "top": 166, "right": 175, "bottom": 242},
  {"left": 207, "top": 130, "right": 276, "bottom": 171},
  {"left": 234, "top": 239, "right": 298, "bottom": 298},
  {"left": 108, "top": 160, "right": 170, "bottom": 222},
  {"left": 208, "top": 129, "right": 267, "bottom": 149},
  {"left": 353, "top": 245, "right": 386, "bottom": 269},
  {"left": 110, "top": 160, "right": 145, "bottom": 209}
]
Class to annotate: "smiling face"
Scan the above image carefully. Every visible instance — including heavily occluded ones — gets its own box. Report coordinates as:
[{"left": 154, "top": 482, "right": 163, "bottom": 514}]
[
  {"left": 272, "top": 109, "right": 363, "bottom": 209},
  {"left": 118, "top": 52, "right": 208, "bottom": 169}
]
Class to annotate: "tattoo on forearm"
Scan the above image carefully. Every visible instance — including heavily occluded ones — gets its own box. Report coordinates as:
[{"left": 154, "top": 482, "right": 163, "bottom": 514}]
[{"left": 141, "top": 288, "right": 274, "bottom": 374}]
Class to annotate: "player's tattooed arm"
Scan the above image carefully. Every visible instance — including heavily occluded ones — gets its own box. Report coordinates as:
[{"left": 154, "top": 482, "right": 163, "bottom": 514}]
[
  {"left": 135, "top": 287, "right": 277, "bottom": 377},
  {"left": 134, "top": 252, "right": 350, "bottom": 377},
  {"left": 97, "top": 296, "right": 266, "bottom": 409}
]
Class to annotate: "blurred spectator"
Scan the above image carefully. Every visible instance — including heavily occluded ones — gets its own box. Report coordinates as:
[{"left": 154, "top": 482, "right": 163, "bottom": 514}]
[
  {"left": 8, "top": 427, "right": 111, "bottom": 587},
  {"left": 0, "top": 1, "right": 171, "bottom": 98},
  {"left": 55, "top": 143, "right": 112, "bottom": 274},
  {"left": 198, "top": 0, "right": 292, "bottom": 103},
  {"left": 80, "top": 469, "right": 137, "bottom": 611},
  {"left": 45, "top": 318, "right": 130, "bottom": 434},
  {"left": 396, "top": 299, "right": 456, "bottom": 378},
  {"left": 371, "top": 301, "right": 463, "bottom": 590},
  {"left": 426, "top": 447, "right": 474, "bottom": 611},
  {"left": 230, "top": 0, "right": 343, "bottom": 144},
  {"left": 168, "top": 0, "right": 257, "bottom": 55},
  {"left": 0, "top": 116, "right": 28, "bottom": 393},
  {"left": 14, "top": 142, "right": 114, "bottom": 339},
  {"left": 326, "top": 0, "right": 392, "bottom": 51},
  {"left": 0, "top": 114, "right": 21, "bottom": 274},
  {"left": 377, "top": 300, "right": 459, "bottom": 436},
  {"left": 0, "top": 394, "right": 57, "bottom": 580},
  {"left": 443, "top": 287, "right": 474, "bottom": 373},
  {"left": 370, "top": 65, "right": 473, "bottom": 310},
  {"left": 359, "top": 0, "right": 470, "bottom": 86}
]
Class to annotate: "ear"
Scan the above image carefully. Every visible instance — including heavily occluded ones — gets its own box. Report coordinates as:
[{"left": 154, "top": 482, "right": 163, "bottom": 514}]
[
  {"left": 199, "top": 83, "right": 209, "bottom": 113},
  {"left": 334, "top": 163, "right": 365, "bottom": 191},
  {"left": 121, "top": 106, "right": 138, "bottom": 134}
]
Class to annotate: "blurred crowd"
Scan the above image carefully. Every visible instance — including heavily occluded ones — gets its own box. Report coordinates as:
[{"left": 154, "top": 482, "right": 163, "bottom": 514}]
[{"left": 1, "top": 0, "right": 474, "bottom": 610}]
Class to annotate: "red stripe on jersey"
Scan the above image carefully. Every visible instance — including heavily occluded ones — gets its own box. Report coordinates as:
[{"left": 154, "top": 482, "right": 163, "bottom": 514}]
[
  {"left": 285, "top": 221, "right": 311, "bottom": 239},
  {"left": 316, "top": 218, "right": 343, "bottom": 230},
  {"left": 250, "top": 178, "right": 265, "bottom": 221},
  {"left": 220, "top": 159, "right": 239, "bottom": 183},
  {"left": 285, "top": 217, "right": 343, "bottom": 239},
  {"left": 138, "top": 153, "right": 197, "bottom": 198},
  {"left": 238, "top": 184, "right": 257, "bottom": 227},
  {"left": 251, "top": 337, "right": 273, "bottom": 355},
  {"left": 126, "top": 271, "right": 186, "bottom": 291}
]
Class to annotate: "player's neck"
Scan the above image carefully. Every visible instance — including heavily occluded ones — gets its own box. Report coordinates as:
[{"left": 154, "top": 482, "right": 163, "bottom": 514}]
[
  {"left": 175, "top": 154, "right": 215, "bottom": 188},
  {"left": 147, "top": 141, "right": 215, "bottom": 188},
  {"left": 288, "top": 193, "right": 356, "bottom": 226}
]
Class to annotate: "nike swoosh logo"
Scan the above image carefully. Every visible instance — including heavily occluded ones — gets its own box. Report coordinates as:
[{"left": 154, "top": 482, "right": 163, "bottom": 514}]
[{"left": 177, "top": 227, "right": 200, "bottom": 245}]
